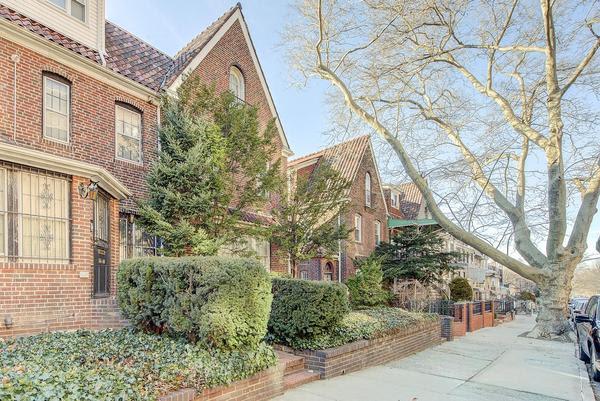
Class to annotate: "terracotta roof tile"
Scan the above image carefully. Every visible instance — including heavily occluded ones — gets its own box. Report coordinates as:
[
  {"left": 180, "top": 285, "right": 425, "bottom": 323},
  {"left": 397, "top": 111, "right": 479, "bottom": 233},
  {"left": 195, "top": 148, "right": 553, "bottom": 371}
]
[
  {"left": 0, "top": 3, "right": 240, "bottom": 91},
  {"left": 392, "top": 182, "right": 423, "bottom": 219},
  {"left": 104, "top": 21, "right": 173, "bottom": 91},
  {"left": 289, "top": 135, "right": 371, "bottom": 194}
]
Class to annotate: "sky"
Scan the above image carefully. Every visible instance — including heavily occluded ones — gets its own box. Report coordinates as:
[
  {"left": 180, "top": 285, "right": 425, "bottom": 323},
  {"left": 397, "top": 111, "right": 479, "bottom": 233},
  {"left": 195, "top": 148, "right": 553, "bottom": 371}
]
[
  {"left": 105, "top": 0, "right": 599, "bottom": 260},
  {"left": 105, "top": 0, "right": 332, "bottom": 158}
]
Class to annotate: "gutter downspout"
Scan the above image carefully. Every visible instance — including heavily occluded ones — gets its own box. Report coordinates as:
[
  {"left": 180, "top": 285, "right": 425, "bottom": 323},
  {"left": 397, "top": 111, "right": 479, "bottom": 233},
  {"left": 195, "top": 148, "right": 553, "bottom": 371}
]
[
  {"left": 10, "top": 53, "right": 20, "bottom": 141},
  {"left": 338, "top": 214, "right": 342, "bottom": 283}
]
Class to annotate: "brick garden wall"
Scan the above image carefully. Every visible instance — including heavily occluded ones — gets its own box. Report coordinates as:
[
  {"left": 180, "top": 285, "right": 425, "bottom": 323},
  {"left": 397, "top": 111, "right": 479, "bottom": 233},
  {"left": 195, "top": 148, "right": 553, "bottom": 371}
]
[
  {"left": 159, "top": 365, "right": 284, "bottom": 401},
  {"left": 279, "top": 318, "right": 442, "bottom": 380}
]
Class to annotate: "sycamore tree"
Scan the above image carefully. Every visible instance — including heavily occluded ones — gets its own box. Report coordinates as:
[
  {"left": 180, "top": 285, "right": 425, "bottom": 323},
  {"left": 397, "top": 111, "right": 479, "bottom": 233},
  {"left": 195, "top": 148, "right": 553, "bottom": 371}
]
[
  {"left": 139, "top": 76, "right": 281, "bottom": 256},
  {"left": 286, "top": 0, "right": 600, "bottom": 337},
  {"left": 270, "top": 161, "right": 351, "bottom": 277}
]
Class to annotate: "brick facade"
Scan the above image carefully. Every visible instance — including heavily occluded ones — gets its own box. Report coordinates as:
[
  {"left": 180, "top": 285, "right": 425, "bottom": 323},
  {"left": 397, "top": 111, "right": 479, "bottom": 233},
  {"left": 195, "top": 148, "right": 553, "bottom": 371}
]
[{"left": 0, "top": 4, "right": 289, "bottom": 337}]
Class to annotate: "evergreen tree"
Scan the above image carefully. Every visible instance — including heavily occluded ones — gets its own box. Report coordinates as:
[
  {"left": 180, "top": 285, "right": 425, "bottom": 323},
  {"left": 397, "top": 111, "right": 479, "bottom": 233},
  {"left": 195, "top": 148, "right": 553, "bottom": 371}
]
[
  {"left": 346, "top": 256, "right": 391, "bottom": 308},
  {"left": 270, "top": 161, "right": 351, "bottom": 277},
  {"left": 138, "top": 77, "right": 281, "bottom": 256},
  {"left": 374, "top": 227, "right": 458, "bottom": 286},
  {"left": 449, "top": 277, "right": 473, "bottom": 302}
]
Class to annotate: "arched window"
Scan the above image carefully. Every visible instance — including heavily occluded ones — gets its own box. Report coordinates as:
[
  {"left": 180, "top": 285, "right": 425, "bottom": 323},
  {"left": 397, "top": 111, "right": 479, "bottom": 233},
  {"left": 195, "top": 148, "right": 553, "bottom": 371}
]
[
  {"left": 323, "top": 262, "right": 333, "bottom": 281},
  {"left": 229, "top": 66, "right": 245, "bottom": 101},
  {"left": 365, "top": 172, "right": 372, "bottom": 207}
]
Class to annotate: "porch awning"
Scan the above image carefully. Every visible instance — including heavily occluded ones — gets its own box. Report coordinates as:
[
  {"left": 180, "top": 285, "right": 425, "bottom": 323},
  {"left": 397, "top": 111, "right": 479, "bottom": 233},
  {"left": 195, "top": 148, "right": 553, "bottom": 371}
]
[{"left": 388, "top": 218, "right": 438, "bottom": 228}]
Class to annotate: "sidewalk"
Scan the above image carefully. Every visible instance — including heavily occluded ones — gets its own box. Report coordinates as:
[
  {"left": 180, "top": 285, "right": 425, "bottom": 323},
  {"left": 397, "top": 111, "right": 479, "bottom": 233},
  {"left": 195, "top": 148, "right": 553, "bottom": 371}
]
[{"left": 274, "top": 315, "right": 595, "bottom": 401}]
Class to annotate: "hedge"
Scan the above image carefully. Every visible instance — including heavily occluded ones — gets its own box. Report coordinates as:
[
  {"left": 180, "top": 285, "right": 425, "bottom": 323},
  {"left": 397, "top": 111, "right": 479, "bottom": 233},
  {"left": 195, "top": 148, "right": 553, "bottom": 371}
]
[
  {"left": 117, "top": 256, "right": 272, "bottom": 351},
  {"left": 268, "top": 277, "right": 349, "bottom": 346}
]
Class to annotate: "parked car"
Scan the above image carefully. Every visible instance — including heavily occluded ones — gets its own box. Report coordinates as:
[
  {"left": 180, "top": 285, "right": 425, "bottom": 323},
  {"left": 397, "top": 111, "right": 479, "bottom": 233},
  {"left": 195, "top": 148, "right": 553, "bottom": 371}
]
[
  {"left": 569, "top": 297, "right": 588, "bottom": 329},
  {"left": 575, "top": 295, "right": 600, "bottom": 381}
]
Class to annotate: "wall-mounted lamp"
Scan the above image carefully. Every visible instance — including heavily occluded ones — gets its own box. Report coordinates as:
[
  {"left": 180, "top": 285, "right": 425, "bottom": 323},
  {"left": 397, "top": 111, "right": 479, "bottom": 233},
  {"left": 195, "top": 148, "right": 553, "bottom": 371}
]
[
  {"left": 4, "top": 315, "right": 13, "bottom": 329},
  {"left": 78, "top": 180, "right": 99, "bottom": 200}
]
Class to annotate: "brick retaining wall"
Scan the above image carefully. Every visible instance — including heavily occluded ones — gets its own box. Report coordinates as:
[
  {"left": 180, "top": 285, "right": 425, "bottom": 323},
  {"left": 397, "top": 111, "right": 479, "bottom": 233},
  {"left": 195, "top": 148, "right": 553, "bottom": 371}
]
[
  {"left": 159, "top": 365, "right": 284, "bottom": 401},
  {"left": 278, "top": 318, "right": 442, "bottom": 380}
]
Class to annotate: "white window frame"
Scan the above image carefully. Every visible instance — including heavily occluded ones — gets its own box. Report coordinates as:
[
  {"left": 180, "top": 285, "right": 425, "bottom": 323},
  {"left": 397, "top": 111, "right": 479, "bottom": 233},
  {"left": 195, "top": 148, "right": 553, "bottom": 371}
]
[
  {"left": 43, "top": 75, "right": 70, "bottom": 144},
  {"left": 374, "top": 220, "right": 381, "bottom": 245},
  {"left": 46, "top": 0, "right": 87, "bottom": 23},
  {"left": 115, "top": 104, "right": 143, "bottom": 165},
  {"left": 300, "top": 271, "right": 309, "bottom": 280},
  {"left": 365, "top": 173, "right": 372, "bottom": 207},
  {"left": 229, "top": 66, "right": 245, "bottom": 101},
  {"left": 354, "top": 214, "right": 362, "bottom": 242}
]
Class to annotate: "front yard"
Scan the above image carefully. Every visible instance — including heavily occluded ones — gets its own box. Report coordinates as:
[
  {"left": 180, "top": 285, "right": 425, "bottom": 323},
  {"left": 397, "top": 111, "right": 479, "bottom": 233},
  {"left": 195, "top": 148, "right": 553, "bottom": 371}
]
[{"left": 0, "top": 328, "right": 276, "bottom": 401}]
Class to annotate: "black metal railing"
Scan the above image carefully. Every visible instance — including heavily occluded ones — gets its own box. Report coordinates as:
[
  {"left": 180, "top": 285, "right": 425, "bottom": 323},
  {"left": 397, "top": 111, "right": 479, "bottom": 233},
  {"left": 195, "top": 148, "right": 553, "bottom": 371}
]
[{"left": 473, "top": 302, "right": 482, "bottom": 315}]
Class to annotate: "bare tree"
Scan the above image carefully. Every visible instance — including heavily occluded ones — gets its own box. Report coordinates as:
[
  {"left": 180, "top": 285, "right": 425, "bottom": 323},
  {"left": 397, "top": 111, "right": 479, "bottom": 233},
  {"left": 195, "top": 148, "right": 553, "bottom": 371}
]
[{"left": 286, "top": 0, "right": 600, "bottom": 337}]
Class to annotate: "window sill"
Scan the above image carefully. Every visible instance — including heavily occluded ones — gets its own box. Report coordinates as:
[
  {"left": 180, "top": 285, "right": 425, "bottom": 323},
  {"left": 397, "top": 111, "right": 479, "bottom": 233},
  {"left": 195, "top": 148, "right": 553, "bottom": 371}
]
[
  {"left": 42, "top": 137, "right": 71, "bottom": 148},
  {"left": 115, "top": 157, "right": 144, "bottom": 168}
]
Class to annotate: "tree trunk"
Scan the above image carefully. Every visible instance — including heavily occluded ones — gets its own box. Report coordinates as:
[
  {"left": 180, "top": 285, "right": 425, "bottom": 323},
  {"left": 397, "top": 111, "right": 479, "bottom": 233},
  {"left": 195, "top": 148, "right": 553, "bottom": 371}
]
[{"left": 530, "top": 261, "right": 576, "bottom": 339}]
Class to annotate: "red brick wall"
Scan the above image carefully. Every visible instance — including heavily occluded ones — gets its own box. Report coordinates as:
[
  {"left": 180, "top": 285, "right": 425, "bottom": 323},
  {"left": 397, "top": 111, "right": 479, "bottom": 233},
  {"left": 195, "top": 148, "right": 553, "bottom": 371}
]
[
  {"left": 383, "top": 188, "right": 403, "bottom": 218},
  {"left": 341, "top": 145, "right": 388, "bottom": 279},
  {"left": 158, "top": 366, "right": 285, "bottom": 401},
  {"left": 278, "top": 319, "right": 442, "bottom": 380}
]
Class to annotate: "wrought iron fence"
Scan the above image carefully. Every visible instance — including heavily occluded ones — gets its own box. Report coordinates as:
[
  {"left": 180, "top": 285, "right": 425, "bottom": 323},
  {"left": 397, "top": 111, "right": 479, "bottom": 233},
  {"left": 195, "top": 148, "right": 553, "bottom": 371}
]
[
  {"left": 399, "top": 299, "right": 455, "bottom": 316},
  {"left": 494, "top": 299, "right": 516, "bottom": 314},
  {"left": 473, "top": 302, "right": 483, "bottom": 315}
]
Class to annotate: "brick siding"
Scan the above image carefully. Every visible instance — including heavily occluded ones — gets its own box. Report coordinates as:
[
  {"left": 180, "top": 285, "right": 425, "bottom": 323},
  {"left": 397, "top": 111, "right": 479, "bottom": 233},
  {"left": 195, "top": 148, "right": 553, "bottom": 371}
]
[
  {"left": 159, "top": 365, "right": 285, "bottom": 401},
  {"left": 277, "top": 318, "right": 442, "bottom": 380},
  {"left": 0, "top": 13, "right": 288, "bottom": 336}
]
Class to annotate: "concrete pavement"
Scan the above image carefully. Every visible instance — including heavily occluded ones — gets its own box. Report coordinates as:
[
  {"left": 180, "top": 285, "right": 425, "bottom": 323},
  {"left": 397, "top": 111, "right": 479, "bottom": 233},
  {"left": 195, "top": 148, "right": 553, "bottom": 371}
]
[{"left": 274, "top": 315, "right": 595, "bottom": 401}]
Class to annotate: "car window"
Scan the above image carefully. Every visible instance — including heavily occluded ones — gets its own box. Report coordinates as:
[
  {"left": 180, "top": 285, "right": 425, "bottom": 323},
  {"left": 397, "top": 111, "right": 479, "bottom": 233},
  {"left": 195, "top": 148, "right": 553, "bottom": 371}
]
[{"left": 587, "top": 298, "right": 598, "bottom": 318}]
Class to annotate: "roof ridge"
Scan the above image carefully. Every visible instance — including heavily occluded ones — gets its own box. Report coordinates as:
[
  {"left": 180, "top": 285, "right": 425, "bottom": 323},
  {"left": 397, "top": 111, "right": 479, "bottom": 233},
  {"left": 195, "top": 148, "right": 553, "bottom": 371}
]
[
  {"left": 105, "top": 20, "right": 173, "bottom": 60},
  {"left": 289, "top": 135, "right": 370, "bottom": 166},
  {"left": 173, "top": 3, "right": 240, "bottom": 59}
]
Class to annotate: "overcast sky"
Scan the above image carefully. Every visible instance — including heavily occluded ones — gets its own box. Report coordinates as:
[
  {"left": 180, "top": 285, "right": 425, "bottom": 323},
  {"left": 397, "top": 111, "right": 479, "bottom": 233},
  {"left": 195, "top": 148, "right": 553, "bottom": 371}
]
[{"left": 106, "top": 0, "right": 333, "bottom": 158}]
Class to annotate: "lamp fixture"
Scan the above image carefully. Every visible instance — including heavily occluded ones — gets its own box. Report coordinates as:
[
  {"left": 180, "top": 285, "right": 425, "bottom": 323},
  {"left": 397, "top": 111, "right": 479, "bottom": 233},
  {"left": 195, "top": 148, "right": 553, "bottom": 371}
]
[{"left": 78, "top": 180, "right": 99, "bottom": 200}]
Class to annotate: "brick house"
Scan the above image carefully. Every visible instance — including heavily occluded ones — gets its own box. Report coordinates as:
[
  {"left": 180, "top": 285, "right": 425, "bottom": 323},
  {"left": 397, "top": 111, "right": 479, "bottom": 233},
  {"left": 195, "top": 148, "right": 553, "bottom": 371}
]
[
  {"left": 286, "top": 136, "right": 388, "bottom": 282},
  {"left": 0, "top": 0, "right": 291, "bottom": 337}
]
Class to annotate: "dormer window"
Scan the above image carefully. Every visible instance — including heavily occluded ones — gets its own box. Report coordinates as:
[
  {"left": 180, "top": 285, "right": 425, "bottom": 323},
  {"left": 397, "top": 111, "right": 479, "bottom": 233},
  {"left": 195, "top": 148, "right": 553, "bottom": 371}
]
[
  {"left": 365, "top": 173, "right": 372, "bottom": 207},
  {"left": 229, "top": 66, "right": 245, "bottom": 101},
  {"left": 391, "top": 192, "right": 398, "bottom": 208},
  {"left": 48, "top": 0, "right": 86, "bottom": 22}
]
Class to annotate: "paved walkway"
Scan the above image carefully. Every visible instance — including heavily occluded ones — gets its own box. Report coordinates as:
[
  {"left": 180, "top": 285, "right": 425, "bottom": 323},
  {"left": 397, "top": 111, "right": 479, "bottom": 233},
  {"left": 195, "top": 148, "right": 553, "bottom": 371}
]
[{"left": 274, "top": 315, "right": 595, "bottom": 401}]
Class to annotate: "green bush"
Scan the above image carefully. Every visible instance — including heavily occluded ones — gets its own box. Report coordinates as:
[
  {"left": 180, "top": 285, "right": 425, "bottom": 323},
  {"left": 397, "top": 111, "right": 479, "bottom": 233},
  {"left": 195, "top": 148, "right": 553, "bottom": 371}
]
[
  {"left": 268, "top": 277, "right": 350, "bottom": 346},
  {"left": 291, "top": 307, "right": 438, "bottom": 350},
  {"left": 449, "top": 277, "right": 473, "bottom": 301},
  {"left": 117, "top": 256, "right": 272, "bottom": 351},
  {"left": 346, "top": 257, "right": 391, "bottom": 308},
  {"left": 0, "top": 328, "right": 276, "bottom": 401}
]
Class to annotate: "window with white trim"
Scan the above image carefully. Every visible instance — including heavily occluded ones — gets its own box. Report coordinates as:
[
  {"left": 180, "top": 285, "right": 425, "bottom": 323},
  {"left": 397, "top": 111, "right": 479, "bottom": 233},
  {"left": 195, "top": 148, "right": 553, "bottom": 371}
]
[
  {"left": 374, "top": 220, "right": 381, "bottom": 245},
  {"left": 354, "top": 214, "right": 362, "bottom": 242},
  {"left": 115, "top": 104, "right": 142, "bottom": 163},
  {"left": 365, "top": 173, "right": 372, "bottom": 207},
  {"left": 391, "top": 192, "right": 398, "bottom": 208},
  {"left": 229, "top": 66, "right": 245, "bottom": 101},
  {"left": 300, "top": 271, "right": 309, "bottom": 280},
  {"left": 43, "top": 75, "right": 70, "bottom": 143},
  {"left": 119, "top": 214, "right": 162, "bottom": 260},
  {"left": 0, "top": 165, "right": 70, "bottom": 263},
  {"left": 48, "top": 0, "right": 86, "bottom": 22}
]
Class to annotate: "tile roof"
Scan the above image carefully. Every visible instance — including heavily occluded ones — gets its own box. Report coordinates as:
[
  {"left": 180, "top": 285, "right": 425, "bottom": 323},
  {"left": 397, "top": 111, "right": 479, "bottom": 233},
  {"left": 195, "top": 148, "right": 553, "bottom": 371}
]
[
  {"left": 289, "top": 135, "right": 371, "bottom": 193},
  {"left": 393, "top": 182, "right": 423, "bottom": 219},
  {"left": 0, "top": 3, "right": 240, "bottom": 91},
  {"left": 104, "top": 22, "right": 173, "bottom": 91}
]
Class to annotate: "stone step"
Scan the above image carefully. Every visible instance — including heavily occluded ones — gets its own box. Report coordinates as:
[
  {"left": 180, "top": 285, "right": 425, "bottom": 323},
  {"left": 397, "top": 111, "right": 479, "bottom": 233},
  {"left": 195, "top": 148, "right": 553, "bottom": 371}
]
[
  {"left": 283, "top": 369, "right": 320, "bottom": 391},
  {"left": 276, "top": 351, "right": 306, "bottom": 376}
]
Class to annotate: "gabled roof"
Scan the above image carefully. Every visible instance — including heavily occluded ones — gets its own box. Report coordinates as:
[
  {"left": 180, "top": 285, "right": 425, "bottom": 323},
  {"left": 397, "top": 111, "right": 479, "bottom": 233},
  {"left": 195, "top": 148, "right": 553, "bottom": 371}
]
[
  {"left": 0, "top": 3, "right": 291, "bottom": 154},
  {"left": 289, "top": 136, "right": 388, "bottom": 215},
  {"left": 385, "top": 182, "right": 424, "bottom": 219}
]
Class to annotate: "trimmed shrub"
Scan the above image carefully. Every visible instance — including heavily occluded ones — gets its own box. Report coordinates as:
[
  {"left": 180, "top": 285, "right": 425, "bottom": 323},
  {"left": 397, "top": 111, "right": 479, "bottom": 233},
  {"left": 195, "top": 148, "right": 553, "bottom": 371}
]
[
  {"left": 346, "top": 257, "right": 391, "bottom": 308},
  {"left": 117, "top": 256, "right": 272, "bottom": 351},
  {"left": 268, "top": 277, "right": 350, "bottom": 346},
  {"left": 449, "top": 277, "right": 473, "bottom": 301}
]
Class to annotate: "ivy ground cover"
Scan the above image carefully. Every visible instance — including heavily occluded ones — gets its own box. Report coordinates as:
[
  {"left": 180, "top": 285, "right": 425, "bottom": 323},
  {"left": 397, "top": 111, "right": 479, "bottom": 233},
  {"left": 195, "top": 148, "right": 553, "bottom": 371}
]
[{"left": 0, "top": 328, "right": 276, "bottom": 401}]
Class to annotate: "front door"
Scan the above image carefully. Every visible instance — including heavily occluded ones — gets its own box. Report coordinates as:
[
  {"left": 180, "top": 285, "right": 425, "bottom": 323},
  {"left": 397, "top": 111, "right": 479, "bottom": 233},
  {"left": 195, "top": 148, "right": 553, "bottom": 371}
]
[{"left": 93, "top": 193, "right": 110, "bottom": 296}]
